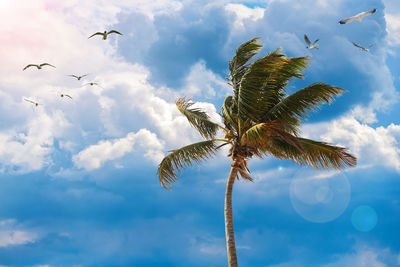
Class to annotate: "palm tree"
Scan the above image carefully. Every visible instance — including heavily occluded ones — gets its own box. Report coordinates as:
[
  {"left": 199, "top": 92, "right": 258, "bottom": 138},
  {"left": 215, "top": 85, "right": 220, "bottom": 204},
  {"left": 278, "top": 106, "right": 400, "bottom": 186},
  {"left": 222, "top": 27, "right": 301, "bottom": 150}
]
[{"left": 157, "top": 38, "right": 356, "bottom": 267}]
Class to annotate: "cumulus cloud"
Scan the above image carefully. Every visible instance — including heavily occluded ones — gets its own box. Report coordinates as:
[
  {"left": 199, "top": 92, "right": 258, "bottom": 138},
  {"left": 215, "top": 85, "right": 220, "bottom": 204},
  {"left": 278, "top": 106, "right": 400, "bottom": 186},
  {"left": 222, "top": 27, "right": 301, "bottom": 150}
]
[
  {"left": 302, "top": 113, "right": 400, "bottom": 172},
  {"left": 0, "top": 0, "right": 228, "bottom": 174},
  {"left": 73, "top": 129, "right": 164, "bottom": 170}
]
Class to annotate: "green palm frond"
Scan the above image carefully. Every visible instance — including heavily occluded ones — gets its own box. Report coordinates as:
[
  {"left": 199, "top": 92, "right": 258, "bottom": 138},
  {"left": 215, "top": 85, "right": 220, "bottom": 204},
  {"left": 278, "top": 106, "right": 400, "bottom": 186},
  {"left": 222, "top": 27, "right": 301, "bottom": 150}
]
[
  {"left": 230, "top": 38, "right": 263, "bottom": 103},
  {"left": 267, "top": 137, "right": 356, "bottom": 169},
  {"left": 176, "top": 98, "right": 223, "bottom": 139},
  {"left": 242, "top": 121, "right": 303, "bottom": 152},
  {"left": 264, "top": 83, "right": 346, "bottom": 123},
  {"left": 237, "top": 51, "right": 309, "bottom": 122},
  {"left": 157, "top": 140, "right": 220, "bottom": 189},
  {"left": 220, "top": 96, "right": 238, "bottom": 132}
]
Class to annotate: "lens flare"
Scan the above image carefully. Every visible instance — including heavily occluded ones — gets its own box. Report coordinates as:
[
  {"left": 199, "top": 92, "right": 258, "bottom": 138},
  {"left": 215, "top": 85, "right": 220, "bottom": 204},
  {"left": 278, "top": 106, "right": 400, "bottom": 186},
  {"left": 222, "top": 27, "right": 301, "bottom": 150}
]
[
  {"left": 289, "top": 168, "right": 351, "bottom": 223},
  {"left": 351, "top": 205, "right": 378, "bottom": 232}
]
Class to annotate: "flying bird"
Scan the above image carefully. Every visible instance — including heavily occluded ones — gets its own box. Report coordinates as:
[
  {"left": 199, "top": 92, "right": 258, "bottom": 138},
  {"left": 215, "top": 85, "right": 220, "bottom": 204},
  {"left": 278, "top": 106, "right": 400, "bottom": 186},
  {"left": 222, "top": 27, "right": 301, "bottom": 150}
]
[
  {"left": 88, "top": 30, "right": 122, "bottom": 40},
  {"left": 339, "top": 8, "right": 376, "bottom": 24},
  {"left": 352, "top": 42, "right": 373, "bottom": 52},
  {"left": 68, "top": 74, "right": 89, "bottom": 80},
  {"left": 24, "top": 98, "right": 42, "bottom": 106},
  {"left": 304, "top": 34, "right": 319, "bottom": 50},
  {"left": 82, "top": 82, "right": 104, "bottom": 89},
  {"left": 23, "top": 63, "right": 56, "bottom": 71},
  {"left": 60, "top": 93, "right": 73, "bottom": 99}
]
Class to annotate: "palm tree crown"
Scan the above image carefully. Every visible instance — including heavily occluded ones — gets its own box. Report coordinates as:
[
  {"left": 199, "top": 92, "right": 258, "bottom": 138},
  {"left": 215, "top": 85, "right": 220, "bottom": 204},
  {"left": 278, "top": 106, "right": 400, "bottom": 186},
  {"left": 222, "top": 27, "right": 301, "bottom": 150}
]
[{"left": 158, "top": 37, "right": 356, "bottom": 189}]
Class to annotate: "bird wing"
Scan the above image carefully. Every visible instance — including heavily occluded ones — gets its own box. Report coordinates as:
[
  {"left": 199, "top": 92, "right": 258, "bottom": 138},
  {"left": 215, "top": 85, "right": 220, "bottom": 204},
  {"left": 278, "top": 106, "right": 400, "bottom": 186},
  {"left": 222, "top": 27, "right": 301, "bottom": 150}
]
[
  {"left": 40, "top": 63, "right": 56, "bottom": 68},
  {"left": 352, "top": 42, "right": 363, "bottom": 49},
  {"left": 366, "top": 44, "right": 374, "bottom": 49},
  {"left": 339, "top": 16, "right": 357, "bottom": 24},
  {"left": 88, "top": 32, "right": 103, "bottom": 39},
  {"left": 304, "top": 34, "right": 311, "bottom": 45},
  {"left": 358, "top": 8, "right": 377, "bottom": 19},
  {"left": 107, "top": 30, "right": 122, "bottom": 35},
  {"left": 24, "top": 98, "right": 36, "bottom": 104},
  {"left": 65, "top": 94, "right": 73, "bottom": 99},
  {"left": 80, "top": 74, "right": 89, "bottom": 78},
  {"left": 68, "top": 75, "right": 78, "bottom": 79},
  {"left": 314, "top": 39, "right": 320, "bottom": 44},
  {"left": 23, "top": 64, "right": 38, "bottom": 70}
]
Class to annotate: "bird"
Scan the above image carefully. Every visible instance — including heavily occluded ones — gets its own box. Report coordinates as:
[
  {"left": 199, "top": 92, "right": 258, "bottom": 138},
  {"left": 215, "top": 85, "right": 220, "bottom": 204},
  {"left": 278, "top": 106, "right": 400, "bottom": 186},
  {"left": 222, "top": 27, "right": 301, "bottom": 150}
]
[
  {"left": 339, "top": 8, "right": 376, "bottom": 24},
  {"left": 23, "top": 63, "right": 56, "bottom": 71},
  {"left": 60, "top": 93, "right": 73, "bottom": 99},
  {"left": 82, "top": 82, "right": 104, "bottom": 89},
  {"left": 24, "top": 98, "right": 42, "bottom": 106},
  {"left": 352, "top": 42, "right": 373, "bottom": 52},
  {"left": 304, "top": 34, "right": 319, "bottom": 50},
  {"left": 88, "top": 30, "right": 122, "bottom": 40},
  {"left": 68, "top": 74, "right": 89, "bottom": 80}
]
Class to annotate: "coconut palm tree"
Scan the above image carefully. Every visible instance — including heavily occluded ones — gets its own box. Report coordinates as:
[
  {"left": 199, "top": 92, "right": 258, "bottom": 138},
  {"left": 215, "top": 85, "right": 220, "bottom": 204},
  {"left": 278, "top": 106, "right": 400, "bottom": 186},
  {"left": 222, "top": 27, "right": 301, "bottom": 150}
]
[{"left": 157, "top": 38, "right": 356, "bottom": 267}]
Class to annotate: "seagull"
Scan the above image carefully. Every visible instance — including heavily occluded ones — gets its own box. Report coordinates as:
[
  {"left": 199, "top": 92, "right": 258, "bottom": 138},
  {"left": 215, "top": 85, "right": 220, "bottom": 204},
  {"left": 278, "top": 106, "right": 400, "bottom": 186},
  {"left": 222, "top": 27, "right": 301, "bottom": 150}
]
[
  {"left": 24, "top": 98, "right": 42, "bottom": 106},
  {"left": 60, "top": 93, "right": 73, "bottom": 99},
  {"left": 88, "top": 30, "right": 122, "bottom": 40},
  {"left": 339, "top": 8, "right": 377, "bottom": 24},
  {"left": 68, "top": 74, "right": 89, "bottom": 80},
  {"left": 82, "top": 82, "right": 104, "bottom": 89},
  {"left": 352, "top": 42, "right": 373, "bottom": 52},
  {"left": 304, "top": 34, "right": 319, "bottom": 50},
  {"left": 23, "top": 63, "right": 56, "bottom": 71}
]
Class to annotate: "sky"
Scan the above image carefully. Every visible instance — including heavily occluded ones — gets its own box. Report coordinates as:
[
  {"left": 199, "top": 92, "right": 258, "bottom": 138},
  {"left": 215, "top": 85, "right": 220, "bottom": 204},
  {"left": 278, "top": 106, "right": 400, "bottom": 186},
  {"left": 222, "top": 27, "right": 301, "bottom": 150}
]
[{"left": 0, "top": 0, "right": 400, "bottom": 266}]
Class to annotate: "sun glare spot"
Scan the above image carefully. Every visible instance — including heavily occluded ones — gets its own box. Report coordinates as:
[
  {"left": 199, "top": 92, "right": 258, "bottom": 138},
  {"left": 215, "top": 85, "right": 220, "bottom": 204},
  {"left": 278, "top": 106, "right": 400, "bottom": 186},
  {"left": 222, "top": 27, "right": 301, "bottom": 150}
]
[{"left": 351, "top": 205, "right": 378, "bottom": 232}]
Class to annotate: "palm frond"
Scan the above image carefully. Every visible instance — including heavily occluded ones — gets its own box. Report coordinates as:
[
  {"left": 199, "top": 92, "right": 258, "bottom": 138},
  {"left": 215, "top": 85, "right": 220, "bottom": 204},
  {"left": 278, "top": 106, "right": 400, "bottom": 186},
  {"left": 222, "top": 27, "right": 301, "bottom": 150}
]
[
  {"left": 242, "top": 121, "right": 303, "bottom": 152},
  {"left": 176, "top": 98, "right": 222, "bottom": 139},
  {"left": 266, "top": 137, "right": 356, "bottom": 169},
  {"left": 237, "top": 50, "right": 309, "bottom": 122},
  {"left": 230, "top": 38, "right": 263, "bottom": 104},
  {"left": 157, "top": 140, "right": 219, "bottom": 189},
  {"left": 220, "top": 96, "right": 238, "bottom": 132},
  {"left": 264, "top": 83, "right": 346, "bottom": 123}
]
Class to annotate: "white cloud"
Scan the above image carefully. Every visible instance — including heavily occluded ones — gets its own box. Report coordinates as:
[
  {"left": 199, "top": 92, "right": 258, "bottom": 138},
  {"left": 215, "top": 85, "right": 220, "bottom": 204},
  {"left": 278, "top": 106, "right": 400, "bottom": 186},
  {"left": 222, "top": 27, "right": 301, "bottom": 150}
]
[
  {"left": 73, "top": 129, "right": 164, "bottom": 170},
  {"left": 302, "top": 113, "right": 400, "bottom": 172},
  {"left": 0, "top": 110, "right": 71, "bottom": 172},
  {"left": 225, "top": 3, "right": 264, "bottom": 29},
  {"left": 181, "top": 60, "right": 231, "bottom": 99},
  {"left": 323, "top": 246, "right": 390, "bottom": 267},
  {"left": 0, "top": 230, "right": 37, "bottom": 247},
  {"left": 383, "top": 0, "right": 400, "bottom": 47},
  {"left": 0, "top": 219, "right": 37, "bottom": 247}
]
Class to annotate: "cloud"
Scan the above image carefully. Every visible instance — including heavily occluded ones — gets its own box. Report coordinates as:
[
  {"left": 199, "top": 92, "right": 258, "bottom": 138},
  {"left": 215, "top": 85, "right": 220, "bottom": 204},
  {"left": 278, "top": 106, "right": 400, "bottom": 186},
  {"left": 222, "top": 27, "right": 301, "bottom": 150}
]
[
  {"left": 73, "top": 129, "right": 164, "bottom": 170},
  {"left": 302, "top": 112, "right": 400, "bottom": 172},
  {"left": 322, "top": 245, "right": 398, "bottom": 267},
  {"left": 225, "top": 3, "right": 264, "bottom": 29},
  {"left": 180, "top": 60, "right": 231, "bottom": 99},
  {"left": 0, "top": 219, "right": 37, "bottom": 247}
]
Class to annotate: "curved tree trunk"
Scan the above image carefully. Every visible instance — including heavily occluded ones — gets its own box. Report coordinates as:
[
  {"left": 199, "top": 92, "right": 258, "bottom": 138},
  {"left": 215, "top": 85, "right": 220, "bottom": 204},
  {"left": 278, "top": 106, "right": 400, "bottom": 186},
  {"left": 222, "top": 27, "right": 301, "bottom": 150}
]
[{"left": 225, "top": 165, "right": 238, "bottom": 267}]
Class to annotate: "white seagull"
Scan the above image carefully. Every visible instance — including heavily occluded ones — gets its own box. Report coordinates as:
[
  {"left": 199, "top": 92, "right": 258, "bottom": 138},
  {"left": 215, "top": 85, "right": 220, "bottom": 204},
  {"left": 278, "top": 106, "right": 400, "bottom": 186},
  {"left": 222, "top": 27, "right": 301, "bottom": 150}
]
[
  {"left": 304, "top": 34, "right": 319, "bottom": 50},
  {"left": 24, "top": 98, "right": 42, "bottom": 106},
  {"left": 68, "top": 74, "right": 89, "bottom": 80},
  {"left": 23, "top": 63, "right": 56, "bottom": 71},
  {"left": 88, "top": 30, "right": 122, "bottom": 40},
  {"left": 352, "top": 42, "right": 373, "bottom": 52},
  {"left": 339, "top": 8, "right": 376, "bottom": 24}
]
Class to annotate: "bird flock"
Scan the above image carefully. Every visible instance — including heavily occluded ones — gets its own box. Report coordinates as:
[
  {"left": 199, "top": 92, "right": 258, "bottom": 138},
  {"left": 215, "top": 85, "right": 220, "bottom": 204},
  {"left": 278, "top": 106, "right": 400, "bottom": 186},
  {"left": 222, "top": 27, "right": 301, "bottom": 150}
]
[
  {"left": 22, "top": 8, "right": 377, "bottom": 107},
  {"left": 304, "top": 8, "right": 376, "bottom": 51},
  {"left": 22, "top": 30, "right": 122, "bottom": 107}
]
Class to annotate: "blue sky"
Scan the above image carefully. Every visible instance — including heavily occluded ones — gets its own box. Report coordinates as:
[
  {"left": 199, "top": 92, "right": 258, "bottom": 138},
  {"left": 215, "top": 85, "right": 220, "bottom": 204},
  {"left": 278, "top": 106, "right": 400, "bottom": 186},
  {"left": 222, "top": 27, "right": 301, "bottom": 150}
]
[{"left": 0, "top": 0, "right": 400, "bottom": 266}]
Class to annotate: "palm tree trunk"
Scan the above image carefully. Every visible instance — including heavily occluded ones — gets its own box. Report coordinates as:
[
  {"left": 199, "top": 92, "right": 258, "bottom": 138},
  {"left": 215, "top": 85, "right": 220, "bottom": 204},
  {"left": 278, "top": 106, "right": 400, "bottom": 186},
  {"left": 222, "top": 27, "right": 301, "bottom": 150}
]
[{"left": 225, "top": 165, "right": 238, "bottom": 267}]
